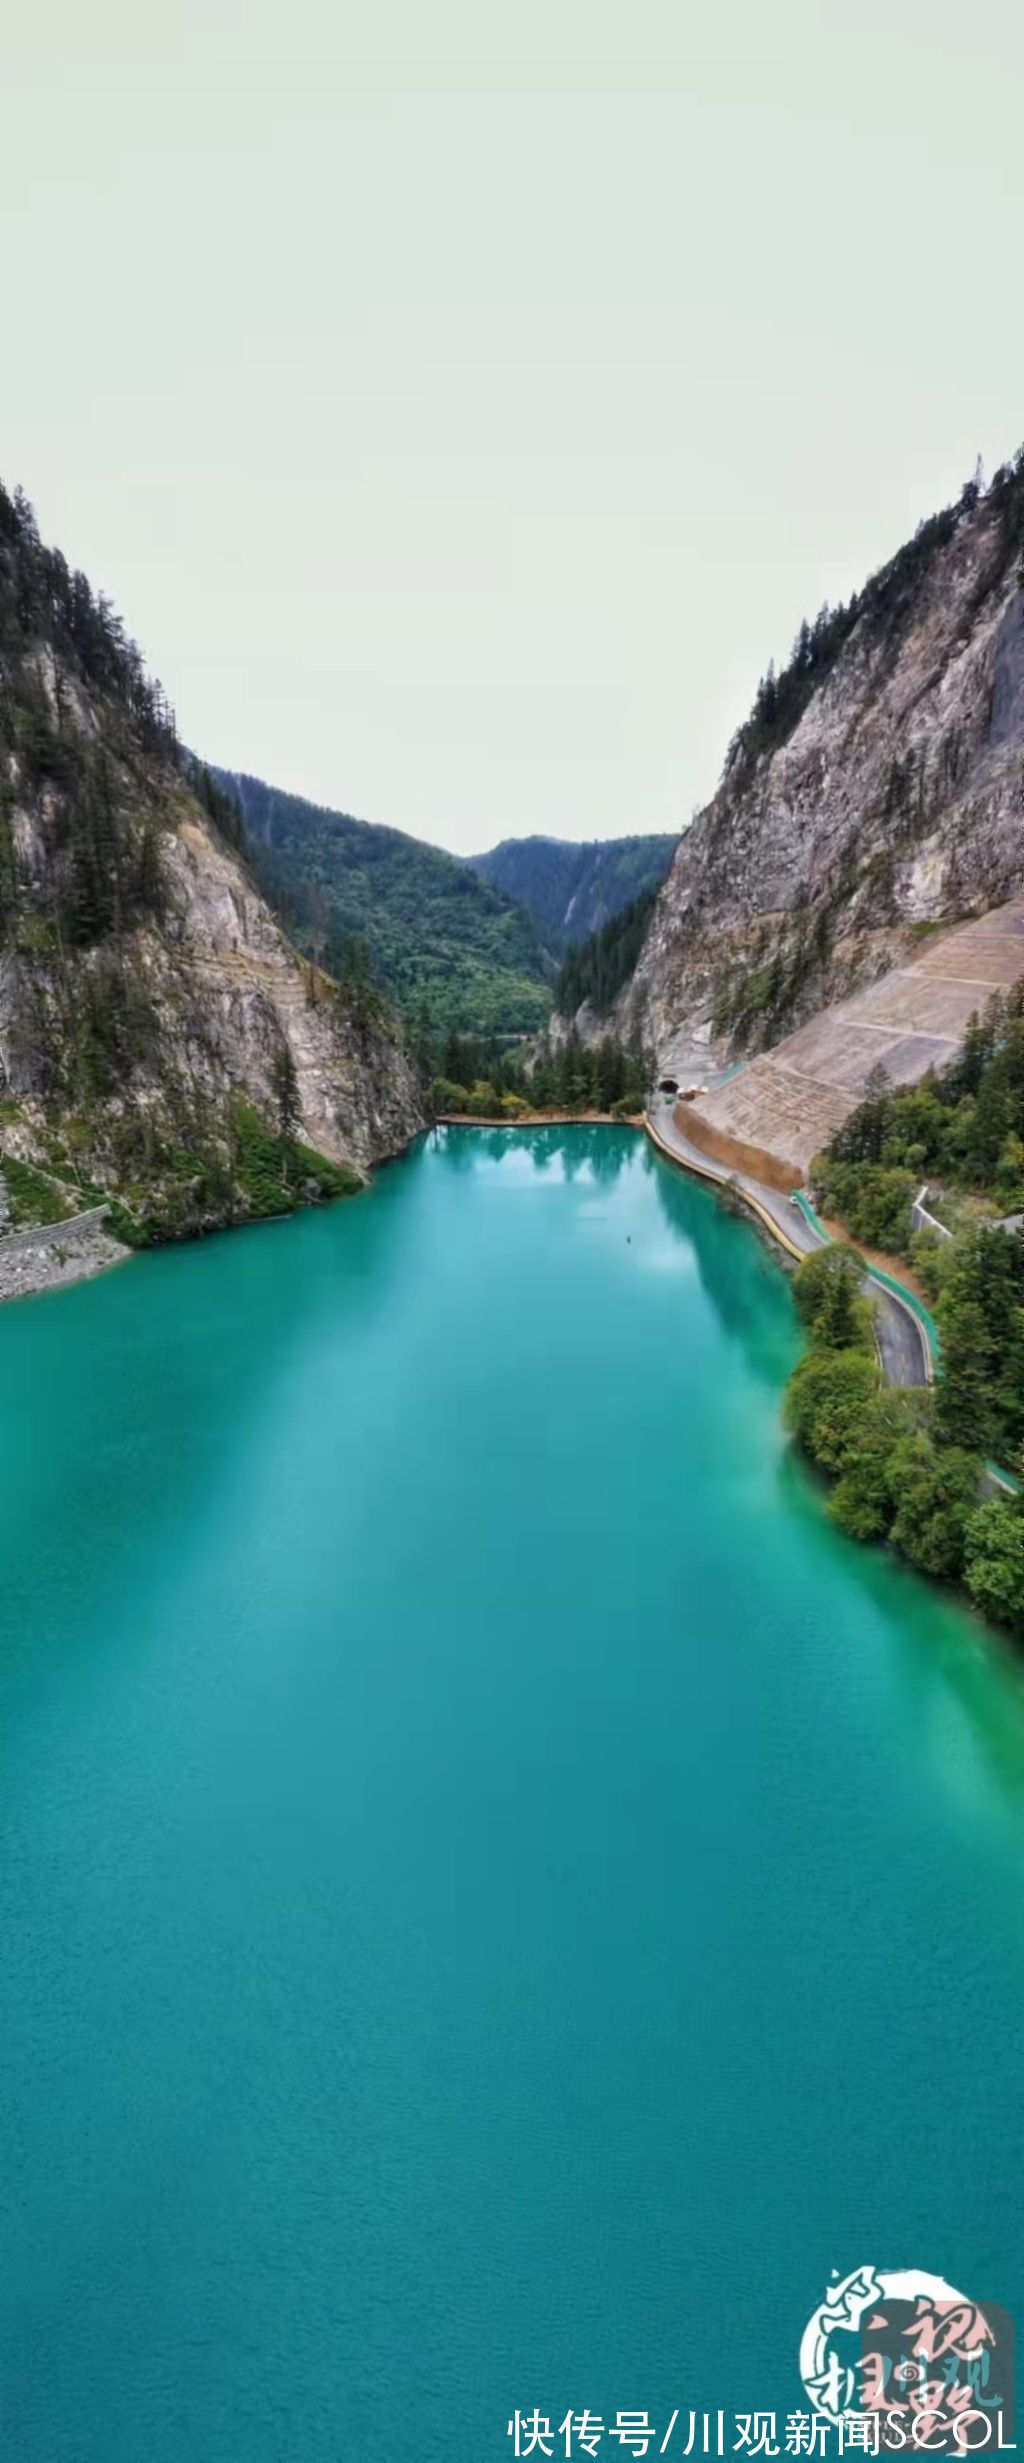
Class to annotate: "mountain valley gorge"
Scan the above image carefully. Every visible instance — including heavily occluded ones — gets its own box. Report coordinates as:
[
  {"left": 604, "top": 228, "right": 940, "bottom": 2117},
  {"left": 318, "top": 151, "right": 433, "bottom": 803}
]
[{"left": 4, "top": 451, "right": 1024, "bottom": 1268}]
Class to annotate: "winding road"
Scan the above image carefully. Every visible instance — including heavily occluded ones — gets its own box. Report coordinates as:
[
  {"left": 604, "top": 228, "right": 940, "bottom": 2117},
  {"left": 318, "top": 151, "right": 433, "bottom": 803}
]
[{"left": 645, "top": 1099, "right": 932, "bottom": 1390}]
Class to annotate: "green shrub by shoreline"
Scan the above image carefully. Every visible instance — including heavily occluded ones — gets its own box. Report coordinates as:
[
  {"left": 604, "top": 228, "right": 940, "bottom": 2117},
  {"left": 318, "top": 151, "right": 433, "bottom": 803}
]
[
  {"left": 427, "top": 1025, "right": 649, "bottom": 1123},
  {"left": 1, "top": 1150, "right": 76, "bottom": 1228},
  {"left": 784, "top": 1244, "right": 1024, "bottom": 1633}
]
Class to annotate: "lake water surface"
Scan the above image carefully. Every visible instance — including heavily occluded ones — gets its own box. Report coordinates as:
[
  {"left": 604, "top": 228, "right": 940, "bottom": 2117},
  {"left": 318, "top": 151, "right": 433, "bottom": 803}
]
[{"left": 2, "top": 1126, "right": 1023, "bottom": 2462}]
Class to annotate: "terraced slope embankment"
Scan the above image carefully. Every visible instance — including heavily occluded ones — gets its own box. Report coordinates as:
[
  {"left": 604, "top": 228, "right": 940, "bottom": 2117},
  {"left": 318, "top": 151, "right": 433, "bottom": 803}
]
[{"left": 678, "top": 895, "right": 1024, "bottom": 1183}]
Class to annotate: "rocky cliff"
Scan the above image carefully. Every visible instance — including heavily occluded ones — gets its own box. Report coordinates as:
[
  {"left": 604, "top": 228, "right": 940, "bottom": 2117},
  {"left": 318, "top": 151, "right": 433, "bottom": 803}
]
[
  {"left": 622, "top": 456, "right": 1024, "bottom": 1081},
  {"left": 0, "top": 484, "right": 424, "bottom": 1249}
]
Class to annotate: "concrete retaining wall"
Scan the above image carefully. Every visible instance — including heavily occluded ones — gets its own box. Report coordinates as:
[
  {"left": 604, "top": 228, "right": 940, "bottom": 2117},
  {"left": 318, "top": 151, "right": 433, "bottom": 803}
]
[{"left": 0, "top": 1204, "right": 109, "bottom": 1258}]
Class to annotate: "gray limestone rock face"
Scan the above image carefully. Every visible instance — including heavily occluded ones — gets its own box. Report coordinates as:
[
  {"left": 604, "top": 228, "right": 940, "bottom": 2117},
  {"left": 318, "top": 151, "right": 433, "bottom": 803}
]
[
  {"left": 620, "top": 478, "right": 1024, "bottom": 1078},
  {"left": 0, "top": 798, "right": 425, "bottom": 1185},
  {"left": 987, "top": 588, "right": 1024, "bottom": 755}
]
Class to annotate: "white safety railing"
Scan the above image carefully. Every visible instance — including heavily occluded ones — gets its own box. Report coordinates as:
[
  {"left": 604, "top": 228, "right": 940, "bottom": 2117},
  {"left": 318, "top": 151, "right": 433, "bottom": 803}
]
[{"left": 911, "top": 1183, "right": 952, "bottom": 1240}]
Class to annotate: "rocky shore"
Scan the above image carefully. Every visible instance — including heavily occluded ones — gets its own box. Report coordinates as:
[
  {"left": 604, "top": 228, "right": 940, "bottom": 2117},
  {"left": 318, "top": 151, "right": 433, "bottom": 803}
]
[{"left": 0, "top": 1210, "right": 130, "bottom": 1304}]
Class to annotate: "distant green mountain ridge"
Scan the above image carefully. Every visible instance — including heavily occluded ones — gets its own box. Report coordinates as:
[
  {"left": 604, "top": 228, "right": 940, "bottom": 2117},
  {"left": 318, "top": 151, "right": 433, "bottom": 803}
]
[
  {"left": 469, "top": 832, "right": 678, "bottom": 953},
  {"left": 213, "top": 770, "right": 553, "bottom": 1037}
]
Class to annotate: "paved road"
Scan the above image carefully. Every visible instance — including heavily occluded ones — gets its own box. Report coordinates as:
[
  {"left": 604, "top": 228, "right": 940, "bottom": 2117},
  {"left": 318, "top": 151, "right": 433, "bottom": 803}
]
[
  {"left": 647, "top": 1101, "right": 931, "bottom": 1389},
  {"left": 872, "top": 1285, "right": 932, "bottom": 1389}
]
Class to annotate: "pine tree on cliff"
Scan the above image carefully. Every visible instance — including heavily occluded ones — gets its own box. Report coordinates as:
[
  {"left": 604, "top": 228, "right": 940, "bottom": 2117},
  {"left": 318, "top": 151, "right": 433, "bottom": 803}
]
[{"left": 271, "top": 1042, "right": 301, "bottom": 1186}]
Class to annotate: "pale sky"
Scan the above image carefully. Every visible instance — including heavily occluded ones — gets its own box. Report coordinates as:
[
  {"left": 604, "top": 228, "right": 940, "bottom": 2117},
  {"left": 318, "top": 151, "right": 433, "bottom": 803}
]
[{"left": 3, "top": 0, "right": 1023, "bottom": 853}]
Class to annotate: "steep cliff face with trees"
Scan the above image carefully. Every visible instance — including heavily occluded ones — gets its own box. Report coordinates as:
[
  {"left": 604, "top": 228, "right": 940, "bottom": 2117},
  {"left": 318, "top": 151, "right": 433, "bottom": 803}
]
[
  {"left": 0, "top": 485, "right": 423, "bottom": 1245},
  {"left": 621, "top": 456, "right": 1024, "bottom": 1073},
  {"left": 552, "top": 885, "right": 662, "bottom": 1022}
]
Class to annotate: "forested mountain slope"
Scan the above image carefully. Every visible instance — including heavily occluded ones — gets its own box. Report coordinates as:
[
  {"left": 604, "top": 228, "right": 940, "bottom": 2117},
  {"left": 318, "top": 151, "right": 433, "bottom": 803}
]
[
  {"left": 0, "top": 486, "right": 422, "bottom": 1245},
  {"left": 622, "top": 455, "right": 1024, "bottom": 1082},
  {"left": 552, "top": 886, "right": 662, "bottom": 1022},
  {"left": 470, "top": 832, "right": 676, "bottom": 953},
  {"left": 215, "top": 770, "right": 553, "bottom": 1037}
]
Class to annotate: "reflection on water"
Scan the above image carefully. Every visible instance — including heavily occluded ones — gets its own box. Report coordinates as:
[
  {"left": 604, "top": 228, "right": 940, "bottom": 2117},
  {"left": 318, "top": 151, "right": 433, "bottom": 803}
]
[
  {"left": 432, "top": 1120, "right": 635, "bottom": 1184},
  {"left": 648, "top": 1125, "right": 799, "bottom": 1386},
  {"left": 440, "top": 1121, "right": 1024, "bottom": 1828}
]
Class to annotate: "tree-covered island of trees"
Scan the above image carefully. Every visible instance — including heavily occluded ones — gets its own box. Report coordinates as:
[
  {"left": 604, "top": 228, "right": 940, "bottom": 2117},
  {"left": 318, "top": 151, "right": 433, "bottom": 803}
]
[{"left": 785, "top": 987, "right": 1024, "bottom": 1634}]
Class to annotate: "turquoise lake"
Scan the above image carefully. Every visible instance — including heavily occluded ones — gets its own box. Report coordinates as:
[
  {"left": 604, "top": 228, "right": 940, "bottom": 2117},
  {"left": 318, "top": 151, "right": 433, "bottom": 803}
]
[{"left": 2, "top": 1124, "right": 1024, "bottom": 2461}]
